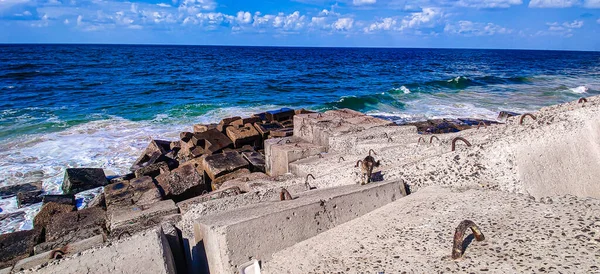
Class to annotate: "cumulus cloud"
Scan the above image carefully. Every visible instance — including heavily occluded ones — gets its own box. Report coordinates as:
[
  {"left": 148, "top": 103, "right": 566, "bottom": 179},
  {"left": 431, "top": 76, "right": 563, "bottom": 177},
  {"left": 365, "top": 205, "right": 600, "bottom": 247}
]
[
  {"left": 332, "top": 17, "right": 354, "bottom": 30},
  {"left": 529, "top": 0, "right": 580, "bottom": 8},
  {"left": 597, "top": 18, "right": 600, "bottom": 23},
  {"left": 456, "top": 0, "right": 523, "bottom": 8},
  {"left": 353, "top": 0, "right": 376, "bottom": 5},
  {"left": 539, "top": 20, "right": 584, "bottom": 37},
  {"left": 398, "top": 7, "right": 443, "bottom": 30},
  {"left": 444, "top": 20, "right": 512, "bottom": 36},
  {"left": 364, "top": 17, "right": 397, "bottom": 32}
]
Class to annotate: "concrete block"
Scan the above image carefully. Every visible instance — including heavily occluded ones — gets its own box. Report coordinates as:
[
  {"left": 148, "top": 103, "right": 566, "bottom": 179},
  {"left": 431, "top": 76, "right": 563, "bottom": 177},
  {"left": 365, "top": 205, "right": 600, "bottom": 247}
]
[
  {"left": 0, "top": 182, "right": 42, "bottom": 198},
  {"left": 62, "top": 168, "right": 108, "bottom": 195},
  {"left": 254, "top": 122, "right": 282, "bottom": 139},
  {"left": 46, "top": 207, "right": 106, "bottom": 242},
  {"left": 270, "top": 128, "right": 294, "bottom": 137},
  {"left": 202, "top": 152, "right": 249, "bottom": 181},
  {"left": 226, "top": 124, "right": 260, "bottom": 148},
  {"left": 0, "top": 228, "right": 42, "bottom": 269},
  {"left": 16, "top": 235, "right": 105, "bottom": 271},
  {"left": 161, "top": 223, "right": 187, "bottom": 274},
  {"left": 16, "top": 191, "right": 42, "bottom": 208},
  {"left": 104, "top": 176, "right": 162, "bottom": 209},
  {"left": 109, "top": 200, "right": 179, "bottom": 238},
  {"left": 191, "top": 129, "right": 233, "bottom": 154},
  {"left": 242, "top": 151, "right": 266, "bottom": 173},
  {"left": 130, "top": 140, "right": 171, "bottom": 171},
  {"left": 134, "top": 161, "right": 170, "bottom": 178},
  {"left": 41, "top": 194, "right": 75, "bottom": 206},
  {"left": 194, "top": 180, "right": 407, "bottom": 273},
  {"left": 0, "top": 267, "right": 11, "bottom": 274},
  {"left": 33, "top": 202, "right": 76, "bottom": 229},
  {"left": 155, "top": 162, "right": 204, "bottom": 200},
  {"left": 264, "top": 138, "right": 326, "bottom": 176},
  {"left": 231, "top": 117, "right": 261, "bottom": 128},
  {"left": 211, "top": 168, "right": 251, "bottom": 190},
  {"left": 193, "top": 123, "right": 218, "bottom": 133},
  {"left": 220, "top": 172, "right": 270, "bottom": 192},
  {"left": 217, "top": 116, "right": 242, "bottom": 132},
  {"left": 177, "top": 187, "right": 243, "bottom": 214},
  {"left": 266, "top": 108, "right": 294, "bottom": 122}
]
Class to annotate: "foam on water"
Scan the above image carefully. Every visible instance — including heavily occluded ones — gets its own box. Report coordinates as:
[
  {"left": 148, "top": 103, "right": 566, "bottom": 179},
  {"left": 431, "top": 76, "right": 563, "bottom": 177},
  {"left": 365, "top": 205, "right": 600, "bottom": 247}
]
[{"left": 570, "top": 86, "right": 589, "bottom": 94}]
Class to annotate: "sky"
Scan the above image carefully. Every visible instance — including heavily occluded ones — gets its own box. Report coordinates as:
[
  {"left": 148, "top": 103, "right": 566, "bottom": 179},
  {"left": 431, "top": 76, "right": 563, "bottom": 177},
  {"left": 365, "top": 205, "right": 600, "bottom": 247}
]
[{"left": 1, "top": 0, "right": 600, "bottom": 50}]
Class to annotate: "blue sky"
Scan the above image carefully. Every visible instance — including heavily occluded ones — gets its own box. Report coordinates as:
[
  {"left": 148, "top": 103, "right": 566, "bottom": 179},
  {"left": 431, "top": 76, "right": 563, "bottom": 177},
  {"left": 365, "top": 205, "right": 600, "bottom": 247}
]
[{"left": 1, "top": 0, "right": 599, "bottom": 50}]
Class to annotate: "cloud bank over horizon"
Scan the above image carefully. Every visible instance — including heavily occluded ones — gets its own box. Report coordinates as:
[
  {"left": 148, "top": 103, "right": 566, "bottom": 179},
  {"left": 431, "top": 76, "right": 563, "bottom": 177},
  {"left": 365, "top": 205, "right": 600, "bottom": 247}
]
[{"left": 1, "top": 0, "right": 600, "bottom": 50}]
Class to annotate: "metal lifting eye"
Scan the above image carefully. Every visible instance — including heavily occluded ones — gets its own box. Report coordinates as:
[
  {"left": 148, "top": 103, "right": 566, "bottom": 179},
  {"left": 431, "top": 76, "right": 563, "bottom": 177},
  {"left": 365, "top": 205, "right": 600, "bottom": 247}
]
[
  {"left": 451, "top": 137, "right": 472, "bottom": 152},
  {"left": 279, "top": 188, "right": 292, "bottom": 201},
  {"left": 429, "top": 136, "right": 439, "bottom": 144},
  {"left": 518, "top": 113, "right": 537, "bottom": 125},
  {"left": 451, "top": 220, "right": 485, "bottom": 260},
  {"left": 368, "top": 149, "right": 377, "bottom": 156},
  {"left": 338, "top": 157, "right": 345, "bottom": 163}
]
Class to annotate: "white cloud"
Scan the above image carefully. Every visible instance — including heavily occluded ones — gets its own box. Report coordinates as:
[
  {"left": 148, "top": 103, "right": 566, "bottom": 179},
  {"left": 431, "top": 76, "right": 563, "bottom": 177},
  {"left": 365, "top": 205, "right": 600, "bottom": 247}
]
[
  {"left": 63, "top": 18, "right": 69, "bottom": 24},
  {"left": 529, "top": 0, "right": 580, "bottom": 8},
  {"left": 156, "top": 3, "right": 171, "bottom": 8},
  {"left": 444, "top": 20, "right": 512, "bottom": 36},
  {"left": 398, "top": 7, "right": 442, "bottom": 30},
  {"left": 457, "top": 0, "right": 523, "bottom": 8},
  {"left": 597, "top": 18, "right": 600, "bottom": 23},
  {"left": 236, "top": 11, "right": 252, "bottom": 24},
  {"left": 333, "top": 17, "right": 353, "bottom": 31},
  {"left": 353, "top": 0, "right": 376, "bottom": 5},
  {"left": 364, "top": 17, "right": 396, "bottom": 32},
  {"left": 584, "top": 0, "right": 600, "bottom": 7},
  {"left": 540, "top": 20, "right": 584, "bottom": 37}
]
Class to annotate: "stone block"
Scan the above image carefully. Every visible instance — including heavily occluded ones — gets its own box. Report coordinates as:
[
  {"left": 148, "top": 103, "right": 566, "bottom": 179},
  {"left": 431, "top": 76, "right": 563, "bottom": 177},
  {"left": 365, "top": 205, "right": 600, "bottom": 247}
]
[
  {"left": 295, "top": 108, "right": 315, "bottom": 115},
  {"left": 202, "top": 152, "right": 249, "bottom": 181},
  {"left": 20, "top": 235, "right": 105, "bottom": 271},
  {"left": 231, "top": 117, "right": 261, "bottom": 127},
  {"left": 266, "top": 108, "right": 295, "bottom": 122},
  {"left": 193, "top": 123, "right": 218, "bottom": 133},
  {"left": 0, "top": 228, "right": 42, "bottom": 269},
  {"left": 155, "top": 162, "right": 204, "bottom": 200},
  {"left": 33, "top": 202, "right": 76, "bottom": 229},
  {"left": 211, "top": 168, "right": 250, "bottom": 190},
  {"left": 16, "top": 191, "right": 42, "bottom": 208},
  {"left": 180, "top": 132, "right": 193, "bottom": 142},
  {"left": 253, "top": 122, "right": 283, "bottom": 139},
  {"left": 108, "top": 200, "right": 179, "bottom": 238},
  {"left": 177, "top": 187, "right": 242, "bottom": 213},
  {"left": 87, "top": 193, "right": 106, "bottom": 208},
  {"left": 264, "top": 138, "right": 326, "bottom": 177},
  {"left": 105, "top": 176, "right": 161, "bottom": 209},
  {"left": 279, "top": 119, "right": 294, "bottom": 128},
  {"left": 133, "top": 161, "right": 170, "bottom": 178},
  {"left": 220, "top": 172, "right": 270, "bottom": 192},
  {"left": 270, "top": 128, "right": 294, "bottom": 138},
  {"left": 130, "top": 140, "right": 171, "bottom": 171},
  {"left": 108, "top": 173, "right": 135, "bottom": 185},
  {"left": 42, "top": 194, "right": 75, "bottom": 206},
  {"left": 0, "top": 182, "right": 42, "bottom": 199},
  {"left": 217, "top": 116, "right": 242, "bottom": 132},
  {"left": 226, "top": 124, "right": 260, "bottom": 148},
  {"left": 191, "top": 129, "right": 233, "bottom": 154},
  {"left": 46, "top": 207, "right": 106, "bottom": 242},
  {"left": 62, "top": 168, "right": 108, "bottom": 195},
  {"left": 242, "top": 151, "right": 266, "bottom": 173}
]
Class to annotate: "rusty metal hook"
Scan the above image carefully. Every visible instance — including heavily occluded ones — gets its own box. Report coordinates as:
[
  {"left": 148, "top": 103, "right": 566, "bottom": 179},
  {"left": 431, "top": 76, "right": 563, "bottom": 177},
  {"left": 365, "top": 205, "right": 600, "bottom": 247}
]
[
  {"left": 50, "top": 249, "right": 65, "bottom": 260},
  {"left": 451, "top": 137, "right": 472, "bottom": 151},
  {"left": 286, "top": 139, "right": 292, "bottom": 144},
  {"left": 429, "top": 136, "right": 439, "bottom": 144},
  {"left": 383, "top": 132, "right": 389, "bottom": 138},
  {"left": 387, "top": 137, "right": 393, "bottom": 142},
  {"left": 476, "top": 122, "right": 487, "bottom": 130},
  {"left": 518, "top": 113, "right": 537, "bottom": 125},
  {"left": 418, "top": 137, "right": 426, "bottom": 144},
  {"left": 338, "top": 157, "right": 345, "bottom": 163},
  {"left": 368, "top": 149, "right": 377, "bottom": 156},
  {"left": 578, "top": 97, "right": 588, "bottom": 104},
  {"left": 317, "top": 113, "right": 323, "bottom": 118},
  {"left": 451, "top": 220, "right": 485, "bottom": 260},
  {"left": 279, "top": 188, "right": 293, "bottom": 201},
  {"left": 355, "top": 160, "right": 363, "bottom": 168},
  {"left": 318, "top": 153, "right": 324, "bottom": 158}
]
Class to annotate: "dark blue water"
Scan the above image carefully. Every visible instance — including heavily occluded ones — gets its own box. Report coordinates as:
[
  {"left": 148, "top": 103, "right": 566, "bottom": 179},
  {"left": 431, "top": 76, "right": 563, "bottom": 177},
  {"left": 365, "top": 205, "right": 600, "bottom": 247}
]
[{"left": 1, "top": 44, "right": 599, "bottom": 233}]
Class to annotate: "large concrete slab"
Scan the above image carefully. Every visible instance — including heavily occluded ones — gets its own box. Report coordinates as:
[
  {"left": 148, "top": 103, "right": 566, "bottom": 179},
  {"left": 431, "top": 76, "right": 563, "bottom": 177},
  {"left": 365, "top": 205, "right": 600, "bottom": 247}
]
[
  {"left": 264, "top": 137, "right": 326, "bottom": 177},
  {"left": 194, "top": 180, "right": 407, "bottom": 273}
]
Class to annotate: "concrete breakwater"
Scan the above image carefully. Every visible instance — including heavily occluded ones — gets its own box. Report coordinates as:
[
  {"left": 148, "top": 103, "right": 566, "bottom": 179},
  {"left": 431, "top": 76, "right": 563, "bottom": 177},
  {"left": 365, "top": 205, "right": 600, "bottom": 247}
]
[{"left": 0, "top": 96, "right": 599, "bottom": 273}]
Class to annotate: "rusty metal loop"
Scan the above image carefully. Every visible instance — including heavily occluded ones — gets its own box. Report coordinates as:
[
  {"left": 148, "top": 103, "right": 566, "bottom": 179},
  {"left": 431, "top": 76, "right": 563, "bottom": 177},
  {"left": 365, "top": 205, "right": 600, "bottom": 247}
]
[
  {"left": 285, "top": 139, "right": 292, "bottom": 144},
  {"left": 578, "top": 97, "right": 588, "bottom": 104},
  {"left": 338, "top": 157, "right": 345, "bottom": 163},
  {"left": 279, "top": 188, "right": 293, "bottom": 201},
  {"left": 518, "top": 113, "right": 537, "bottom": 125},
  {"left": 368, "top": 149, "right": 377, "bottom": 156},
  {"left": 476, "top": 122, "right": 487, "bottom": 130},
  {"left": 451, "top": 137, "right": 472, "bottom": 151},
  {"left": 429, "top": 136, "right": 439, "bottom": 144},
  {"left": 418, "top": 137, "right": 426, "bottom": 144},
  {"left": 355, "top": 160, "right": 363, "bottom": 168},
  {"left": 451, "top": 220, "right": 485, "bottom": 260},
  {"left": 318, "top": 153, "right": 324, "bottom": 158},
  {"left": 387, "top": 137, "right": 393, "bottom": 142},
  {"left": 50, "top": 249, "right": 65, "bottom": 260}
]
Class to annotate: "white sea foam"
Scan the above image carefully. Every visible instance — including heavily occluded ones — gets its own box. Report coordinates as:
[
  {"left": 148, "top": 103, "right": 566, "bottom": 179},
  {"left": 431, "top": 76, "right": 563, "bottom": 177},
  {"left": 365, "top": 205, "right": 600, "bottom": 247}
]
[
  {"left": 400, "top": 86, "right": 411, "bottom": 94},
  {"left": 570, "top": 86, "right": 588, "bottom": 94}
]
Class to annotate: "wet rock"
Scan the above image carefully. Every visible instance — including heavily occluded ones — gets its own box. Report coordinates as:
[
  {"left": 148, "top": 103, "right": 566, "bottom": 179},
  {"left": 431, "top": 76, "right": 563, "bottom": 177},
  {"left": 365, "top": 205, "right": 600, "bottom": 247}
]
[
  {"left": 254, "top": 122, "right": 283, "bottom": 139},
  {"left": 270, "top": 128, "right": 294, "bottom": 137},
  {"left": 180, "top": 132, "right": 193, "bottom": 142},
  {"left": 155, "top": 162, "right": 204, "bottom": 201},
  {"left": 42, "top": 194, "right": 75, "bottom": 206},
  {"left": 242, "top": 151, "right": 266, "bottom": 173},
  {"left": 202, "top": 152, "right": 249, "bottom": 181},
  {"left": 226, "top": 123, "right": 260, "bottom": 148},
  {"left": 16, "top": 191, "right": 42, "bottom": 208},
  {"left": 87, "top": 192, "right": 106, "bottom": 208},
  {"left": 0, "top": 228, "right": 43, "bottom": 269},
  {"left": 231, "top": 117, "right": 261, "bottom": 128},
  {"left": 104, "top": 176, "right": 162, "bottom": 209},
  {"left": 211, "top": 168, "right": 251, "bottom": 190},
  {"left": 108, "top": 200, "right": 179, "bottom": 238},
  {"left": 0, "top": 181, "right": 42, "bottom": 198},
  {"left": 133, "top": 161, "right": 170, "bottom": 178},
  {"left": 190, "top": 129, "right": 233, "bottom": 154},
  {"left": 130, "top": 140, "right": 171, "bottom": 171},
  {"left": 193, "top": 123, "right": 218, "bottom": 133},
  {"left": 62, "top": 168, "right": 108, "bottom": 195},
  {"left": 34, "top": 202, "right": 76, "bottom": 229},
  {"left": 45, "top": 207, "right": 107, "bottom": 243},
  {"left": 498, "top": 110, "right": 520, "bottom": 121},
  {"left": 217, "top": 116, "right": 242, "bottom": 133},
  {"left": 266, "top": 108, "right": 295, "bottom": 122}
]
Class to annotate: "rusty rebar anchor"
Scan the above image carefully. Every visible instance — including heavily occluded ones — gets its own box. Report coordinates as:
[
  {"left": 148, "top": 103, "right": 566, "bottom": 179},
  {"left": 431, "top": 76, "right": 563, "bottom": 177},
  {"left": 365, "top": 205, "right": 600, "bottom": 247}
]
[
  {"left": 578, "top": 97, "right": 588, "bottom": 104},
  {"left": 338, "top": 157, "right": 345, "bottom": 163},
  {"left": 418, "top": 137, "right": 426, "bottom": 144},
  {"left": 476, "top": 121, "right": 487, "bottom": 130},
  {"left": 518, "top": 113, "right": 537, "bottom": 125},
  {"left": 451, "top": 137, "right": 472, "bottom": 151},
  {"left": 305, "top": 174, "right": 316, "bottom": 190},
  {"left": 279, "top": 188, "right": 293, "bottom": 201},
  {"left": 368, "top": 149, "right": 377, "bottom": 156},
  {"left": 429, "top": 136, "right": 439, "bottom": 144},
  {"left": 451, "top": 220, "right": 485, "bottom": 260}
]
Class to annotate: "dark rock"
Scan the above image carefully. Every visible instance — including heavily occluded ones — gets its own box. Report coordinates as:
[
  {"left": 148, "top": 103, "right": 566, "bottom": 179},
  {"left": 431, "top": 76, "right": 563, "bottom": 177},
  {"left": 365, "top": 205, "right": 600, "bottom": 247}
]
[
  {"left": 270, "top": 128, "right": 294, "bottom": 137},
  {"left": 130, "top": 140, "right": 171, "bottom": 171},
  {"left": 226, "top": 124, "right": 260, "bottom": 148},
  {"left": 0, "top": 182, "right": 42, "bottom": 198},
  {"left": 17, "top": 191, "right": 42, "bottom": 208},
  {"left": 180, "top": 132, "right": 193, "bottom": 142},
  {"left": 253, "top": 112, "right": 267, "bottom": 121},
  {"left": 217, "top": 116, "right": 242, "bottom": 133},
  {"left": 134, "top": 161, "right": 170, "bottom": 178},
  {"left": 202, "top": 151, "right": 249, "bottom": 181},
  {"left": 108, "top": 173, "right": 135, "bottom": 185},
  {"left": 191, "top": 129, "right": 233, "bottom": 154},
  {"left": 211, "top": 168, "right": 251, "bottom": 190},
  {"left": 231, "top": 117, "right": 261, "bottom": 128},
  {"left": 170, "top": 141, "right": 181, "bottom": 151},
  {"left": 155, "top": 162, "right": 204, "bottom": 201},
  {"left": 62, "top": 168, "right": 108, "bottom": 195},
  {"left": 193, "top": 123, "right": 218, "bottom": 133},
  {"left": 46, "top": 207, "right": 107, "bottom": 242},
  {"left": 242, "top": 151, "right": 266, "bottom": 173},
  {"left": 0, "top": 228, "right": 43, "bottom": 269},
  {"left": 266, "top": 108, "right": 295, "bottom": 122},
  {"left": 87, "top": 193, "right": 106, "bottom": 208},
  {"left": 279, "top": 120, "right": 294, "bottom": 128},
  {"left": 104, "top": 176, "right": 162, "bottom": 209},
  {"left": 254, "top": 122, "right": 283, "bottom": 139},
  {"left": 42, "top": 194, "right": 75, "bottom": 206},
  {"left": 34, "top": 202, "right": 76, "bottom": 229}
]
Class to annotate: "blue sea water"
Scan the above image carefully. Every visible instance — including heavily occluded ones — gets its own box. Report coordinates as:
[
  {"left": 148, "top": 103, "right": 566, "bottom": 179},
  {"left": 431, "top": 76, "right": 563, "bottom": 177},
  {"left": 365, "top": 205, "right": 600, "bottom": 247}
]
[{"left": 1, "top": 44, "right": 599, "bottom": 233}]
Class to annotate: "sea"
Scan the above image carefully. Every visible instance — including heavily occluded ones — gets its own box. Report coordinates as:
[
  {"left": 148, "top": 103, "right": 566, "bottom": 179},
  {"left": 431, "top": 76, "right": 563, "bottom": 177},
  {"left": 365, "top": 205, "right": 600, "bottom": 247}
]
[{"left": 1, "top": 44, "right": 599, "bottom": 233}]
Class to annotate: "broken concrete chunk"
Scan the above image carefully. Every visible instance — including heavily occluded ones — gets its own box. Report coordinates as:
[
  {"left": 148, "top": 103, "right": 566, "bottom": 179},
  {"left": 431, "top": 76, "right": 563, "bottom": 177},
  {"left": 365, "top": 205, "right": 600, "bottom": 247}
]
[
  {"left": 242, "top": 151, "right": 266, "bottom": 173},
  {"left": 211, "top": 168, "right": 251, "bottom": 190},
  {"left": 108, "top": 200, "right": 179, "bottom": 238},
  {"left": 231, "top": 117, "right": 261, "bottom": 128},
  {"left": 266, "top": 108, "right": 295, "bottom": 122},
  {"left": 155, "top": 163, "right": 204, "bottom": 200},
  {"left": 42, "top": 194, "right": 75, "bottom": 206},
  {"left": 202, "top": 152, "right": 249, "bottom": 181},
  {"left": 34, "top": 202, "right": 76, "bottom": 229},
  {"left": 134, "top": 161, "right": 170, "bottom": 178},
  {"left": 0, "top": 228, "right": 42, "bottom": 269},
  {"left": 226, "top": 124, "right": 260, "bottom": 148},
  {"left": 62, "top": 168, "right": 108, "bottom": 195},
  {"left": 193, "top": 123, "right": 218, "bottom": 133},
  {"left": 16, "top": 190, "right": 42, "bottom": 208},
  {"left": 180, "top": 132, "right": 193, "bottom": 142},
  {"left": 130, "top": 140, "right": 171, "bottom": 171},
  {"left": 0, "top": 181, "right": 42, "bottom": 199},
  {"left": 270, "top": 128, "right": 294, "bottom": 138},
  {"left": 46, "top": 207, "right": 106, "bottom": 242},
  {"left": 217, "top": 116, "right": 242, "bottom": 132},
  {"left": 191, "top": 129, "right": 233, "bottom": 154},
  {"left": 254, "top": 122, "right": 283, "bottom": 139}
]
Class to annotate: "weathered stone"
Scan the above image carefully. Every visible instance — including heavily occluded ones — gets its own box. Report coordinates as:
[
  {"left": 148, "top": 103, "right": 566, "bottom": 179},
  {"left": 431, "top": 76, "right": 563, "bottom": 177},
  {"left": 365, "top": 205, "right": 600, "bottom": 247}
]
[
  {"left": 133, "top": 161, "right": 170, "bottom": 178},
  {"left": 193, "top": 123, "right": 218, "bottom": 133},
  {"left": 217, "top": 116, "right": 242, "bottom": 132},
  {"left": 87, "top": 193, "right": 106, "bottom": 208},
  {"left": 266, "top": 108, "right": 295, "bottom": 122},
  {"left": 242, "top": 151, "right": 266, "bottom": 173},
  {"left": 33, "top": 202, "right": 76, "bottom": 229},
  {"left": 231, "top": 117, "right": 261, "bottom": 128},
  {"left": 104, "top": 181, "right": 132, "bottom": 208},
  {"left": 180, "top": 132, "right": 193, "bottom": 142},
  {"left": 190, "top": 146, "right": 205, "bottom": 158},
  {"left": 46, "top": 207, "right": 106, "bottom": 242},
  {"left": 108, "top": 200, "right": 179, "bottom": 238},
  {"left": 130, "top": 140, "right": 171, "bottom": 171},
  {"left": 104, "top": 176, "right": 162, "bottom": 209},
  {"left": 62, "top": 168, "right": 108, "bottom": 195},
  {"left": 0, "top": 228, "right": 42, "bottom": 269},
  {"left": 190, "top": 129, "right": 233, "bottom": 154},
  {"left": 279, "top": 119, "right": 294, "bottom": 128},
  {"left": 170, "top": 141, "right": 181, "bottom": 151},
  {"left": 202, "top": 152, "right": 249, "bottom": 181},
  {"left": 25, "top": 235, "right": 104, "bottom": 269},
  {"left": 16, "top": 191, "right": 42, "bottom": 208},
  {"left": 220, "top": 172, "right": 270, "bottom": 192},
  {"left": 253, "top": 122, "right": 282, "bottom": 139},
  {"left": 0, "top": 182, "right": 42, "bottom": 198},
  {"left": 295, "top": 108, "right": 315, "bottom": 115},
  {"left": 270, "top": 128, "right": 294, "bottom": 138},
  {"left": 226, "top": 124, "right": 260, "bottom": 148},
  {"left": 176, "top": 187, "right": 242, "bottom": 213},
  {"left": 155, "top": 163, "right": 204, "bottom": 200},
  {"left": 222, "top": 145, "right": 255, "bottom": 154},
  {"left": 42, "top": 194, "right": 75, "bottom": 206},
  {"left": 211, "top": 169, "right": 251, "bottom": 190},
  {"left": 108, "top": 173, "right": 135, "bottom": 185}
]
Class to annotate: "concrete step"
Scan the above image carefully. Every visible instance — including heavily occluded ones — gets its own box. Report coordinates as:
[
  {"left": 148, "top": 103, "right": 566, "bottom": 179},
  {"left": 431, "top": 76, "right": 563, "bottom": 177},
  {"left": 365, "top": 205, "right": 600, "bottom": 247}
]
[{"left": 193, "top": 180, "right": 408, "bottom": 273}]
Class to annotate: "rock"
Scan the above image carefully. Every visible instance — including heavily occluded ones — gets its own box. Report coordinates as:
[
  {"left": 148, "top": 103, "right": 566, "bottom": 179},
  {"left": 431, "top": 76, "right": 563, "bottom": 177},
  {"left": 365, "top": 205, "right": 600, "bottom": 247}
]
[
  {"left": 170, "top": 141, "right": 181, "bottom": 151},
  {"left": 217, "top": 116, "right": 242, "bottom": 133},
  {"left": 231, "top": 117, "right": 261, "bottom": 128},
  {"left": 242, "top": 151, "right": 266, "bottom": 173},
  {"left": 62, "top": 168, "right": 108, "bottom": 195},
  {"left": 176, "top": 187, "right": 242, "bottom": 213},
  {"left": 42, "top": 194, "right": 75, "bottom": 206},
  {"left": 104, "top": 176, "right": 162, "bottom": 209},
  {"left": 87, "top": 193, "right": 106, "bottom": 208},
  {"left": 270, "top": 128, "right": 294, "bottom": 137},
  {"left": 254, "top": 122, "right": 283, "bottom": 139},
  {"left": 16, "top": 191, "right": 42, "bottom": 208},
  {"left": 220, "top": 172, "right": 270, "bottom": 192},
  {"left": 190, "top": 129, "right": 233, "bottom": 154},
  {"left": 279, "top": 119, "right": 294, "bottom": 128},
  {"left": 108, "top": 200, "right": 179, "bottom": 238},
  {"left": 133, "top": 161, "right": 170, "bottom": 178},
  {"left": 253, "top": 112, "right": 267, "bottom": 121},
  {"left": 405, "top": 118, "right": 497, "bottom": 134},
  {"left": 33, "top": 202, "right": 76, "bottom": 229},
  {"left": 202, "top": 152, "right": 249, "bottom": 181},
  {"left": 46, "top": 207, "right": 107, "bottom": 242},
  {"left": 180, "top": 132, "right": 193, "bottom": 142},
  {"left": 130, "top": 140, "right": 171, "bottom": 171},
  {"left": 193, "top": 123, "right": 218, "bottom": 133},
  {"left": 108, "top": 173, "right": 135, "bottom": 184},
  {"left": 222, "top": 145, "right": 255, "bottom": 154},
  {"left": 295, "top": 108, "right": 315, "bottom": 115},
  {"left": 211, "top": 168, "right": 251, "bottom": 190},
  {"left": 266, "top": 108, "right": 295, "bottom": 122},
  {"left": 226, "top": 123, "right": 260, "bottom": 148},
  {"left": 0, "top": 182, "right": 42, "bottom": 198},
  {"left": 155, "top": 162, "right": 205, "bottom": 200},
  {"left": 0, "top": 228, "right": 43, "bottom": 269}
]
